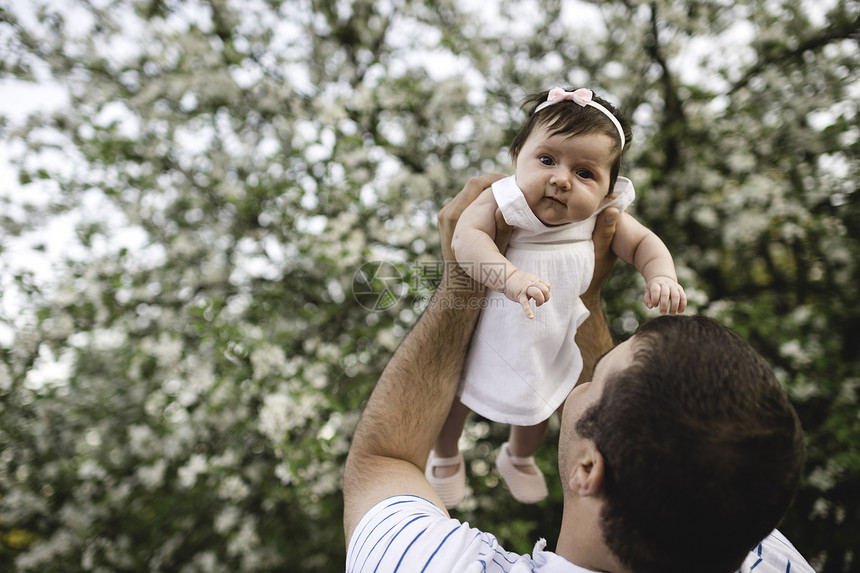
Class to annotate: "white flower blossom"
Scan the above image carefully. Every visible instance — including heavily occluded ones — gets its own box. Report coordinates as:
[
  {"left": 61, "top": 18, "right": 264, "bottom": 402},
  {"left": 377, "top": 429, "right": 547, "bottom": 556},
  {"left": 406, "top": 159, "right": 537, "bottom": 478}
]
[
  {"left": 214, "top": 506, "right": 240, "bottom": 534},
  {"left": 15, "top": 530, "right": 77, "bottom": 570},
  {"left": 275, "top": 462, "right": 294, "bottom": 486},
  {"left": 808, "top": 461, "right": 844, "bottom": 493},
  {"left": 376, "top": 327, "right": 399, "bottom": 351},
  {"left": 692, "top": 205, "right": 719, "bottom": 229},
  {"left": 0, "top": 361, "right": 12, "bottom": 392},
  {"left": 227, "top": 518, "right": 260, "bottom": 559},
  {"left": 250, "top": 343, "right": 287, "bottom": 381},
  {"left": 0, "top": 489, "right": 49, "bottom": 522},
  {"left": 779, "top": 339, "right": 812, "bottom": 368},
  {"left": 78, "top": 459, "right": 107, "bottom": 481},
  {"left": 217, "top": 475, "right": 249, "bottom": 501},
  {"left": 317, "top": 412, "right": 342, "bottom": 441},
  {"left": 302, "top": 361, "right": 328, "bottom": 390},
  {"left": 177, "top": 454, "right": 208, "bottom": 488},
  {"left": 137, "top": 459, "right": 167, "bottom": 489},
  {"left": 258, "top": 392, "right": 289, "bottom": 442},
  {"left": 209, "top": 449, "right": 239, "bottom": 469},
  {"left": 142, "top": 332, "right": 183, "bottom": 367},
  {"left": 187, "top": 550, "right": 225, "bottom": 573},
  {"left": 128, "top": 424, "right": 155, "bottom": 457},
  {"left": 59, "top": 501, "right": 97, "bottom": 532}
]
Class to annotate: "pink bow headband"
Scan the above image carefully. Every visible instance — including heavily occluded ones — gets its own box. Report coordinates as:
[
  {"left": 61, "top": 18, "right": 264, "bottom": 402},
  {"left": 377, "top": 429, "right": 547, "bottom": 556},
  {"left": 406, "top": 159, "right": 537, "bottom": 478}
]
[{"left": 535, "top": 87, "right": 626, "bottom": 149}]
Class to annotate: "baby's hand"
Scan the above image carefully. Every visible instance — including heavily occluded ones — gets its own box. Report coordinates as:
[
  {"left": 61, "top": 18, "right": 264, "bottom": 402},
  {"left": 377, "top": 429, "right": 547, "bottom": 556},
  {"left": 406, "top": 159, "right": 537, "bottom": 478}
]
[
  {"left": 504, "top": 270, "right": 550, "bottom": 319},
  {"left": 644, "top": 276, "right": 687, "bottom": 315}
]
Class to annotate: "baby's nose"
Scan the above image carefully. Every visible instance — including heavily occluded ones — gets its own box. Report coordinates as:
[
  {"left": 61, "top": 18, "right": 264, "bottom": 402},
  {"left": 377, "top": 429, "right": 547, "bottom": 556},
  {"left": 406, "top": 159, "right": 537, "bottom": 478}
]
[{"left": 551, "top": 170, "right": 572, "bottom": 191}]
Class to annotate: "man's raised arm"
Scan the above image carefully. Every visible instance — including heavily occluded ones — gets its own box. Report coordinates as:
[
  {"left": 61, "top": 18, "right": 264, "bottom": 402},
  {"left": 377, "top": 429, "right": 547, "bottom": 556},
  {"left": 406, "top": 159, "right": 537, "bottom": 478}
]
[{"left": 343, "top": 175, "right": 505, "bottom": 543}]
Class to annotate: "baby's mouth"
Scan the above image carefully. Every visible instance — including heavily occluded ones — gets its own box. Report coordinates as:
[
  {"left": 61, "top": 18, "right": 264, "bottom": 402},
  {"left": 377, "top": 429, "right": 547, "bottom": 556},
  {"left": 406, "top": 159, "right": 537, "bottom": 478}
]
[{"left": 546, "top": 196, "right": 565, "bottom": 206}]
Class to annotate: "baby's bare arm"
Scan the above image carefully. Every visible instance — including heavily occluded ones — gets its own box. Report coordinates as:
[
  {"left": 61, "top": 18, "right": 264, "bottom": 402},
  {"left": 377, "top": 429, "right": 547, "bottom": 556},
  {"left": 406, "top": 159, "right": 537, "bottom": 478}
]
[
  {"left": 451, "top": 188, "right": 516, "bottom": 292},
  {"left": 612, "top": 213, "right": 687, "bottom": 314},
  {"left": 452, "top": 189, "right": 550, "bottom": 318}
]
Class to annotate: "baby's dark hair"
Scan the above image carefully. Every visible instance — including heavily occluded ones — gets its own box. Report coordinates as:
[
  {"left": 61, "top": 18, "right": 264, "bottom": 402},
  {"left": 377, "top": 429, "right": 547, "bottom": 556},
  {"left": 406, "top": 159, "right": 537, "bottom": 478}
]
[{"left": 510, "top": 88, "right": 632, "bottom": 195}]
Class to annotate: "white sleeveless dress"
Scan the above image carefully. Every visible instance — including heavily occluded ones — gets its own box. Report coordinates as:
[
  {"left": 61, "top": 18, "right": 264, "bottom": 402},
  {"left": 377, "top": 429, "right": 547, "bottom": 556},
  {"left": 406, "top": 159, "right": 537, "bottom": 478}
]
[{"left": 457, "top": 175, "right": 635, "bottom": 425}]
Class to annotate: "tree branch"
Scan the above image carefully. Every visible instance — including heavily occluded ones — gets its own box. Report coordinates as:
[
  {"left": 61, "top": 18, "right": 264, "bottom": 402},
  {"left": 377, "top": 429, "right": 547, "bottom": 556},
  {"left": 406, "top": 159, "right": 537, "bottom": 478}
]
[
  {"left": 729, "top": 12, "right": 860, "bottom": 95},
  {"left": 644, "top": 1, "right": 685, "bottom": 174}
]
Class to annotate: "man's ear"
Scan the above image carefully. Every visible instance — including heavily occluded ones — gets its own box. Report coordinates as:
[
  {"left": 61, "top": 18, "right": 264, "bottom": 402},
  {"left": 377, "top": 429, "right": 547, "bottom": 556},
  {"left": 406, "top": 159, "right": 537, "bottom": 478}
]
[{"left": 568, "top": 441, "right": 605, "bottom": 497}]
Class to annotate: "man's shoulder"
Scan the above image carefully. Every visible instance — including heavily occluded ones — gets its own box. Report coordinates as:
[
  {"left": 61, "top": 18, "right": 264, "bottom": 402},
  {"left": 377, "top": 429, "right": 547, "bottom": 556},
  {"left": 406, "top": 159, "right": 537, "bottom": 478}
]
[
  {"left": 736, "top": 530, "right": 816, "bottom": 573},
  {"left": 345, "top": 495, "right": 533, "bottom": 572}
]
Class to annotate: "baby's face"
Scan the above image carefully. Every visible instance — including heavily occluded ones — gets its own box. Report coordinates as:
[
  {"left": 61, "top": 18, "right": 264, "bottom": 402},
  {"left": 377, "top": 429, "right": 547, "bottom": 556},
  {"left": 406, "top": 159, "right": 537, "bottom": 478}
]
[{"left": 514, "top": 126, "right": 615, "bottom": 226}]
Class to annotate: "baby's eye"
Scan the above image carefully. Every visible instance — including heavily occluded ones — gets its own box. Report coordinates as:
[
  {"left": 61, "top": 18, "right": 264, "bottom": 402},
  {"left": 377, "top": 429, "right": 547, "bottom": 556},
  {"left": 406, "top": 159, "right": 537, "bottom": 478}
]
[
  {"left": 539, "top": 155, "right": 555, "bottom": 166},
  {"left": 576, "top": 169, "right": 593, "bottom": 179}
]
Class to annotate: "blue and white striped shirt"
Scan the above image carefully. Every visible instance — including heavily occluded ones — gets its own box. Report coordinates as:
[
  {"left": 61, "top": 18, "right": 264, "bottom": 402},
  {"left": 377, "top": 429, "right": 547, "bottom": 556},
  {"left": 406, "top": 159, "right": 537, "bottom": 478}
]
[
  {"left": 738, "top": 529, "right": 816, "bottom": 573},
  {"left": 346, "top": 496, "right": 815, "bottom": 573}
]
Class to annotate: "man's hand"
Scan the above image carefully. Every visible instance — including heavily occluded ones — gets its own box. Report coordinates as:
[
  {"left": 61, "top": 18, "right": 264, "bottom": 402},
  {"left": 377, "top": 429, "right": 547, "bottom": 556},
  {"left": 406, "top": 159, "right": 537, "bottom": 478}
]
[
  {"left": 583, "top": 207, "right": 620, "bottom": 303},
  {"left": 574, "top": 207, "right": 620, "bottom": 386}
]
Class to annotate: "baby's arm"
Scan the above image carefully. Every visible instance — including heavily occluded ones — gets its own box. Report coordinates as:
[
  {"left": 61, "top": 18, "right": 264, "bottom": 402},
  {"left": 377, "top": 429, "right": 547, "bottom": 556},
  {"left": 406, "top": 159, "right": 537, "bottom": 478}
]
[
  {"left": 452, "top": 188, "right": 550, "bottom": 319},
  {"left": 611, "top": 212, "right": 687, "bottom": 314}
]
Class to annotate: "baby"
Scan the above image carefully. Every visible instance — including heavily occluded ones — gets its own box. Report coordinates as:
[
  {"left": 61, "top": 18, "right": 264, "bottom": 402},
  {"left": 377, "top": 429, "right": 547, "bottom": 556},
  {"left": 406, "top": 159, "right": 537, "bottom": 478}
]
[{"left": 426, "top": 87, "right": 686, "bottom": 508}]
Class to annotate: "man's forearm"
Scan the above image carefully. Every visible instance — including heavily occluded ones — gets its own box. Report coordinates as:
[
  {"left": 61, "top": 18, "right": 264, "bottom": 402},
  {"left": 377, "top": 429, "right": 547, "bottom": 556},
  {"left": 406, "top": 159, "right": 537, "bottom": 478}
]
[
  {"left": 343, "top": 174, "right": 509, "bottom": 543},
  {"left": 346, "top": 283, "right": 483, "bottom": 471}
]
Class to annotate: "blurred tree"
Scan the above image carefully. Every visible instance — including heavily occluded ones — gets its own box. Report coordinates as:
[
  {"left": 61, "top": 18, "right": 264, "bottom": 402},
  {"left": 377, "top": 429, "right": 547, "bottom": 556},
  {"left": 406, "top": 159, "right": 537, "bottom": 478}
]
[{"left": 0, "top": 0, "right": 857, "bottom": 571}]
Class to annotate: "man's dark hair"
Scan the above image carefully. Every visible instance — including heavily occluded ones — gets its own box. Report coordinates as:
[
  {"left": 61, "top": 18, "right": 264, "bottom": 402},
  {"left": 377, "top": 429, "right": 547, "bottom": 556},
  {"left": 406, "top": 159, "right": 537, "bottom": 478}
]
[
  {"left": 576, "top": 315, "right": 805, "bottom": 573},
  {"left": 509, "top": 88, "right": 632, "bottom": 195}
]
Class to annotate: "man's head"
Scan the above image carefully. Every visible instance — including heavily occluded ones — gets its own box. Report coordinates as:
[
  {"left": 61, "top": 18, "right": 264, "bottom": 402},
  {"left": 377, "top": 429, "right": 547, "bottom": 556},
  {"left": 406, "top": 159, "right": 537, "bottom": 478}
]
[{"left": 561, "top": 315, "right": 805, "bottom": 573}]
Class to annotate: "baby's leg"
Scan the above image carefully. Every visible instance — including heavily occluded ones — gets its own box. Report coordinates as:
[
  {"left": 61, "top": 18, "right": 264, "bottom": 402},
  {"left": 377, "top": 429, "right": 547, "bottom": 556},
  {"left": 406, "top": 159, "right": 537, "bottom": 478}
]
[
  {"left": 431, "top": 398, "right": 470, "bottom": 478},
  {"left": 507, "top": 421, "right": 549, "bottom": 474},
  {"left": 497, "top": 421, "right": 550, "bottom": 503}
]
